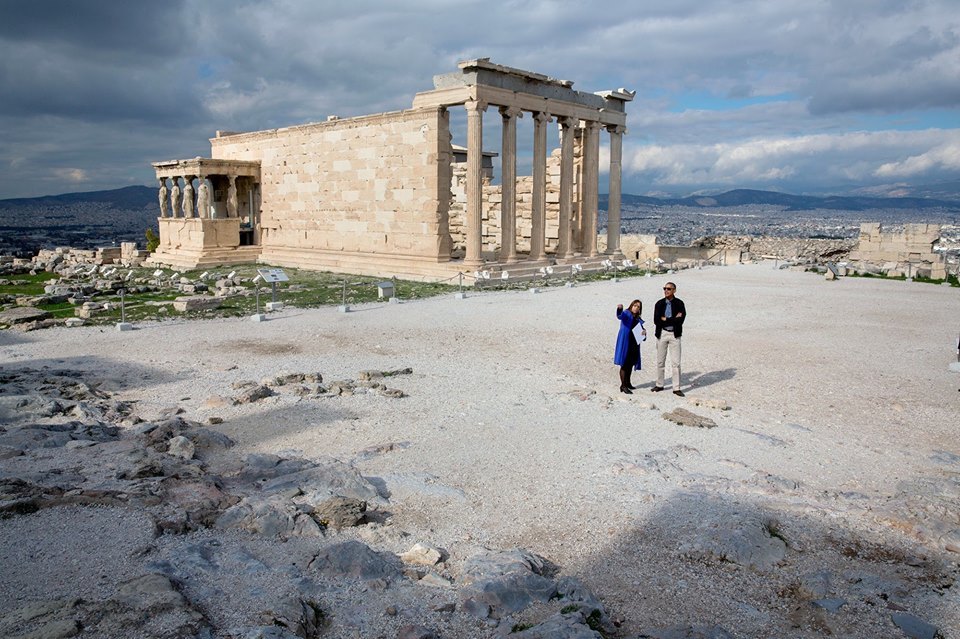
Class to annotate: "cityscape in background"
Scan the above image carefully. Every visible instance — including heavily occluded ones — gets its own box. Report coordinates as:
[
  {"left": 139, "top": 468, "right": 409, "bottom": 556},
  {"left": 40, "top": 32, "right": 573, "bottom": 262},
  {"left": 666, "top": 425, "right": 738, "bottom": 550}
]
[{"left": 2, "top": 184, "right": 959, "bottom": 261}]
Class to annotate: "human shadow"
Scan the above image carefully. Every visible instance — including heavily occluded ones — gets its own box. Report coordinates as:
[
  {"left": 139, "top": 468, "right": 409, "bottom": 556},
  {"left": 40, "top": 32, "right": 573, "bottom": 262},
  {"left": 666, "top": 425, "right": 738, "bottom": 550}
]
[
  {"left": 685, "top": 367, "right": 737, "bottom": 390},
  {"left": 560, "top": 483, "right": 957, "bottom": 638},
  {"left": 629, "top": 368, "right": 736, "bottom": 392}
]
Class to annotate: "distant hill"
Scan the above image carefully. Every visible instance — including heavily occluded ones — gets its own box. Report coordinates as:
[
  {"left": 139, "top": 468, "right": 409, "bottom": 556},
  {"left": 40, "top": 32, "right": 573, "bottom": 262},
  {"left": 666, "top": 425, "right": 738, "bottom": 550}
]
[
  {"left": 2, "top": 184, "right": 959, "bottom": 257},
  {"left": 0, "top": 185, "right": 157, "bottom": 255},
  {"left": 603, "top": 188, "right": 960, "bottom": 212},
  {"left": 0, "top": 185, "right": 155, "bottom": 210}
]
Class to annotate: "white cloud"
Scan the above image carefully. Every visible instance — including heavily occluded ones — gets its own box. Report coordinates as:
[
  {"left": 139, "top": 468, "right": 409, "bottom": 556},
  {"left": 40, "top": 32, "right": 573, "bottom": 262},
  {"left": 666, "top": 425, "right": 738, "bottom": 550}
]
[
  {"left": 625, "top": 129, "right": 960, "bottom": 191},
  {"left": 875, "top": 141, "right": 960, "bottom": 177},
  {"left": 52, "top": 168, "right": 88, "bottom": 183}
]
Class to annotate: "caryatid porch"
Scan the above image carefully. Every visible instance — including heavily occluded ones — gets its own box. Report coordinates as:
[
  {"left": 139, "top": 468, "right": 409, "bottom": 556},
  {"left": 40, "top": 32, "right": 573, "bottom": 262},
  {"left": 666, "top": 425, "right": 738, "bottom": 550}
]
[
  {"left": 414, "top": 58, "right": 635, "bottom": 269},
  {"left": 149, "top": 158, "right": 262, "bottom": 269}
]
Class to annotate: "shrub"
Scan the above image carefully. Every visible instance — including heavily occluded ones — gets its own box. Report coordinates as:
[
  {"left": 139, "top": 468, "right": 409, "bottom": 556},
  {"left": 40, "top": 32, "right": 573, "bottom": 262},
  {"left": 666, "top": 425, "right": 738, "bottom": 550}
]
[{"left": 145, "top": 228, "right": 160, "bottom": 252}]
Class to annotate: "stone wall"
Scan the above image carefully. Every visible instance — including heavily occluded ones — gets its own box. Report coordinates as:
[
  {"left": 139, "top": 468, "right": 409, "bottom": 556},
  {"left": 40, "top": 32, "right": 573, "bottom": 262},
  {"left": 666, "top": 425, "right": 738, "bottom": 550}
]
[
  {"left": 209, "top": 108, "right": 452, "bottom": 267},
  {"left": 450, "top": 149, "right": 566, "bottom": 256},
  {"left": 849, "top": 223, "right": 946, "bottom": 277},
  {"left": 601, "top": 234, "right": 856, "bottom": 267}
]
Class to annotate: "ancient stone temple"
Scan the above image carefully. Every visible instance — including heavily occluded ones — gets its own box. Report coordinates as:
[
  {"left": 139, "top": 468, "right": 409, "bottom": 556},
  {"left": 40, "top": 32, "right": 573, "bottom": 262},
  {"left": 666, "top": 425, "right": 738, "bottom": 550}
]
[{"left": 149, "top": 59, "right": 633, "bottom": 280}]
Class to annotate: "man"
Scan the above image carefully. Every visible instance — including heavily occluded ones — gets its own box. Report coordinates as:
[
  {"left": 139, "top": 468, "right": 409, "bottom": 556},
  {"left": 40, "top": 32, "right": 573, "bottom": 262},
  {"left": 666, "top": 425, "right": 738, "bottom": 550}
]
[{"left": 652, "top": 282, "right": 686, "bottom": 396}]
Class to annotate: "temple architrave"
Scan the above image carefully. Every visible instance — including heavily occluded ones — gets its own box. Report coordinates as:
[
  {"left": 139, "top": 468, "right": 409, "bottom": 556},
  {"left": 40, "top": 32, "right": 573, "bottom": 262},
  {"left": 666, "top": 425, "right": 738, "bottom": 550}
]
[{"left": 149, "top": 59, "right": 634, "bottom": 280}]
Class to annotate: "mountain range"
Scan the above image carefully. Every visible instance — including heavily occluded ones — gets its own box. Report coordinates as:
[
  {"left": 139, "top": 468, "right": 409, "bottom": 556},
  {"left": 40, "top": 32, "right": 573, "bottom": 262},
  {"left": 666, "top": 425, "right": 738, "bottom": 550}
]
[
  {"left": 4, "top": 182, "right": 960, "bottom": 215},
  {"left": 2, "top": 184, "right": 959, "bottom": 256},
  {"left": 603, "top": 186, "right": 960, "bottom": 212}
]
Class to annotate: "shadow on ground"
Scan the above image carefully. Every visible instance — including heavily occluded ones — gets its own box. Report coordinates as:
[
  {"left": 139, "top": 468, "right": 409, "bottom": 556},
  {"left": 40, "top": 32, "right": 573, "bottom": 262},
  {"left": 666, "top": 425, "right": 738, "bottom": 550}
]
[{"left": 560, "top": 487, "right": 957, "bottom": 638}]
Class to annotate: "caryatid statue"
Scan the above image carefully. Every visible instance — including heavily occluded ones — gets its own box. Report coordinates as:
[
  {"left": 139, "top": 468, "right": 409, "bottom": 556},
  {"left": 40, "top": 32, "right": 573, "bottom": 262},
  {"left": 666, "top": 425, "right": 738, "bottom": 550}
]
[
  {"left": 182, "top": 176, "right": 195, "bottom": 218},
  {"left": 196, "top": 179, "right": 211, "bottom": 219},
  {"left": 158, "top": 178, "right": 169, "bottom": 217},
  {"left": 227, "top": 175, "right": 238, "bottom": 218},
  {"left": 170, "top": 179, "right": 182, "bottom": 218}
]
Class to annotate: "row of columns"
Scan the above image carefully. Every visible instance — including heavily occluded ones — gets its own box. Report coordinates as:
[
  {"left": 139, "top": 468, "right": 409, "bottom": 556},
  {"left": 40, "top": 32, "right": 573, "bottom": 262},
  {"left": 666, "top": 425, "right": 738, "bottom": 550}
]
[
  {"left": 461, "top": 100, "right": 625, "bottom": 268},
  {"left": 157, "top": 175, "right": 239, "bottom": 219}
]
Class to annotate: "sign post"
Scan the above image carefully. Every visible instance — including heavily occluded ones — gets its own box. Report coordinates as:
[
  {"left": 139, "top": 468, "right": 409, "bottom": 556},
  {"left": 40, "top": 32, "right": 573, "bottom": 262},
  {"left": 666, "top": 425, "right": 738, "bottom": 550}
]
[
  {"left": 256, "top": 268, "right": 288, "bottom": 311},
  {"left": 116, "top": 288, "right": 133, "bottom": 331}
]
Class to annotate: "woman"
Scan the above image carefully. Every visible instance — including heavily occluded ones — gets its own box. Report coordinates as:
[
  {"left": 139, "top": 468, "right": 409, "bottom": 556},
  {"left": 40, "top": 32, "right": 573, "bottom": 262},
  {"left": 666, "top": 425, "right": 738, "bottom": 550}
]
[{"left": 615, "top": 299, "right": 646, "bottom": 394}]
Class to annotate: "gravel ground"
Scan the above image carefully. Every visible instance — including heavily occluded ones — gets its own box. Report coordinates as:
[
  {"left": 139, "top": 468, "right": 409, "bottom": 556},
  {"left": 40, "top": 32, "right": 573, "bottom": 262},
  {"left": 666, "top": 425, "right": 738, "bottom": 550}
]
[{"left": 1, "top": 262, "right": 958, "bottom": 638}]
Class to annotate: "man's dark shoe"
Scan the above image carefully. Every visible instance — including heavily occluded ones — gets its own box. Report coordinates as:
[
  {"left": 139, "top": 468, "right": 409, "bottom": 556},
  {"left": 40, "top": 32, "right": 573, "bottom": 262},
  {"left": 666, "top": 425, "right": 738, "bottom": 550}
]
[
  {"left": 673, "top": 390, "right": 685, "bottom": 397},
  {"left": 651, "top": 386, "right": 664, "bottom": 392}
]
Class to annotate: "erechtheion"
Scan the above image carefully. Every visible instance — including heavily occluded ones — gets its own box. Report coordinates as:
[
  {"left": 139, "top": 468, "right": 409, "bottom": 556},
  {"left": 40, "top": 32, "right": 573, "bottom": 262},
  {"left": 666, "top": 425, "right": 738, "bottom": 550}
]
[{"left": 149, "top": 59, "right": 634, "bottom": 280}]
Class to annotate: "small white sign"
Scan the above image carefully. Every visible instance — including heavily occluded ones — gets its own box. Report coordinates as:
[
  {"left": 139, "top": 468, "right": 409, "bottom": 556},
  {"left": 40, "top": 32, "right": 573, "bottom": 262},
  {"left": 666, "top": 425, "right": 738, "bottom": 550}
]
[{"left": 256, "top": 268, "right": 289, "bottom": 283}]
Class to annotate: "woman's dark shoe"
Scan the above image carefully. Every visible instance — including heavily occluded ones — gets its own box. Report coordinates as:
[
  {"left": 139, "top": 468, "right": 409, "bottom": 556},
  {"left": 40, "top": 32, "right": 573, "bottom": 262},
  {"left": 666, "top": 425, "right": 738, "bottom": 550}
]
[
  {"left": 627, "top": 384, "right": 638, "bottom": 389},
  {"left": 620, "top": 386, "right": 633, "bottom": 394}
]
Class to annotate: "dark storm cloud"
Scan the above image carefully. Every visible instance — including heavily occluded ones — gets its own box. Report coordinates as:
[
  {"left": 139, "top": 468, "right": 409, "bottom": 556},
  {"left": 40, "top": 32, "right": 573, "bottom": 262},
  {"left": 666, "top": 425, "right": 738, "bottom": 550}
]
[
  {"left": 0, "top": 0, "right": 206, "bottom": 125},
  {"left": 0, "top": 1, "right": 186, "bottom": 55},
  {"left": 0, "top": 0, "right": 958, "bottom": 198}
]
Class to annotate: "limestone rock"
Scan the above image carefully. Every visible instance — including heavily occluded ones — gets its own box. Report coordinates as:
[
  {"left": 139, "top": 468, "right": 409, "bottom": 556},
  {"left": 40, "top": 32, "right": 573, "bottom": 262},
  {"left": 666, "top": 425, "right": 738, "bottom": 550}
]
[
  {"left": 891, "top": 612, "right": 941, "bottom": 639},
  {"left": 510, "top": 611, "right": 606, "bottom": 638},
  {"left": 215, "top": 495, "right": 322, "bottom": 538},
  {"left": 662, "top": 408, "right": 718, "bottom": 429},
  {"left": 0, "top": 306, "right": 52, "bottom": 325},
  {"left": 679, "top": 512, "right": 787, "bottom": 570},
  {"left": 233, "top": 384, "right": 275, "bottom": 405},
  {"left": 397, "top": 625, "right": 438, "bottom": 639},
  {"left": 460, "top": 548, "right": 557, "bottom": 618},
  {"left": 310, "top": 540, "right": 401, "bottom": 581},
  {"left": 313, "top": 495, "right": 367, "bottom": 530},
  {"left": 166, "top": 435, "right": 195, "bottom": 460},
  {"left": 172, "top": 295, "right": 222, "bottom": 312},
  {"left": 399, "top": 542, "right": 444, "bottom": 567},
  {"left": 259, "top": 597, "right": 326, "bottom": 639},
  {"left": 0, "top": 598, "right": 82, "bottom": 639}
]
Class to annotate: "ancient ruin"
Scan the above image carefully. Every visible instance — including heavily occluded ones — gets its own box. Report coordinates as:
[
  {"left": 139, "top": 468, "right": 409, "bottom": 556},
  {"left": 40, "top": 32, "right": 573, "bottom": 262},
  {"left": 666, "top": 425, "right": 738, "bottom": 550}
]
[
  {"left": 149, "top": 59, "right": 634, "bottom": 280},
  {"left": 849, "top": 222, "right": 947, "bottom": 279}
]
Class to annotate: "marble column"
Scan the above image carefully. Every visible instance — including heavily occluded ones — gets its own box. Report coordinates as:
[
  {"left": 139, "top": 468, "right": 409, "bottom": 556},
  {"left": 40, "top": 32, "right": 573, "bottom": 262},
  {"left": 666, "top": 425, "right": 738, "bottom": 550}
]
[
  {"left": 170, "top": 178, "right": 182, "bottom": 218},
  {"left": 582, "top": 121, "right": 601, "bottom": 258},
  {"left": 530, "top": 111, "right": 550, "bottom": 262},
  {"left": 158, "top": 178, "right": 169, "bottom": 218},
  {"left": 464, "top": 100, "right": 487, "bottom": 268},
  {"left": 557, "top": 117, "right": 577, "bottom": 260},
  {"left": 499, "top": 106, "right": 522, "bottom": 264},
  {"left": 606, "top": 125, "right": 625, "bottom": 256}
]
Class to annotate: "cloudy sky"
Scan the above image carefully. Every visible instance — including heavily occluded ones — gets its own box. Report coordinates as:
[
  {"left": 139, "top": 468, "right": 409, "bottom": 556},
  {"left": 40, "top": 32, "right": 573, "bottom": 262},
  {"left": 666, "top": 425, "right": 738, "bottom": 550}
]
[{"left": 1, "top": 0, "right": 958, "bottom": 199}]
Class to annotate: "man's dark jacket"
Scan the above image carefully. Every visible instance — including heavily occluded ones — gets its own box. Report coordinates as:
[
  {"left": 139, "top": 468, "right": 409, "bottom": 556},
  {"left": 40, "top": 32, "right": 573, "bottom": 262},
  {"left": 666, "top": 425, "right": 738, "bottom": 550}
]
[{"left": 653, "top": 297, "right": 686, "bottom": 339}]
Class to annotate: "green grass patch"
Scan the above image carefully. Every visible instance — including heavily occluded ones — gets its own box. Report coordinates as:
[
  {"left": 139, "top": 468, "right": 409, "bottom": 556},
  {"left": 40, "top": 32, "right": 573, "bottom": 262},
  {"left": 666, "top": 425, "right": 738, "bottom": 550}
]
[
  {"left": 0, "top": 271, "right": 59, "bottom": 295},
  {"left": 3, "top": 262, "right": 652, "bottom": 329}
]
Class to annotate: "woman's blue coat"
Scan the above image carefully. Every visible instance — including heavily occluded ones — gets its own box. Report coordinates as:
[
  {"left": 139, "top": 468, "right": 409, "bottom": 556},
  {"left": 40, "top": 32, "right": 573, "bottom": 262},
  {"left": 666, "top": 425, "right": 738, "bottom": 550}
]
[{"left": 614, "top": 308, "right": 644, "bottom": 370}]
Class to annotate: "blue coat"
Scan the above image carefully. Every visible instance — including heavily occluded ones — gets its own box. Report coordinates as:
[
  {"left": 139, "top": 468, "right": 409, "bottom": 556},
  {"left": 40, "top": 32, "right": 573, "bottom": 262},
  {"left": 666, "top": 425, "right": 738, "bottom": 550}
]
[{"left": 614, "top": 308, "right": 644, "bottom": 370}]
